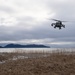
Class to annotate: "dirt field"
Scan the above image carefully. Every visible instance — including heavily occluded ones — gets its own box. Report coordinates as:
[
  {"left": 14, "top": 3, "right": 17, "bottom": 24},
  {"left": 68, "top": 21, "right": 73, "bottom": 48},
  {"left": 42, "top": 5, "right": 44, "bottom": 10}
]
[{"left": 0, "top": 51, "right": 75, "bottom": 75}]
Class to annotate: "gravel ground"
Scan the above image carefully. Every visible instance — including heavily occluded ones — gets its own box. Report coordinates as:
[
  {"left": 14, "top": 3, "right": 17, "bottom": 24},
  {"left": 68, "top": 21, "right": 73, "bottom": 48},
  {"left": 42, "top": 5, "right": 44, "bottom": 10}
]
[{"left": 0, "top": 51, "right": 75, "bottom": 75}]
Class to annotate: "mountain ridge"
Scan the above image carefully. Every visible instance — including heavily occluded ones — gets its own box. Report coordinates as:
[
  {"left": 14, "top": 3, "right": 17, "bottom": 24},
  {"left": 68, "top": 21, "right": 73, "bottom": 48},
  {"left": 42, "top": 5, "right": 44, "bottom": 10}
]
[{"left": 0, "top": 43, "right": 50, "bottom": 48}]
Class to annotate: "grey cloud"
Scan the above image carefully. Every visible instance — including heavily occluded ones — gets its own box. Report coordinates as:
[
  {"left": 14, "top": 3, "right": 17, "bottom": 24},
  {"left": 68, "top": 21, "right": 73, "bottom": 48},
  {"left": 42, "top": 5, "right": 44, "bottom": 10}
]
[
  {"left": 46, "top": 0, "right": 75, "bottom": 20},
  {"left": 17, "top": 16, "right": 35, "bottom": 21},
  {"left": 0, "top": 6, "right": 14, "bottom": 13},
  {"left": 0, "top": 21, "right": 74, "bottom": 42},
  {"left": 0, "top": 0, "right": 75, "bottom": 48}
]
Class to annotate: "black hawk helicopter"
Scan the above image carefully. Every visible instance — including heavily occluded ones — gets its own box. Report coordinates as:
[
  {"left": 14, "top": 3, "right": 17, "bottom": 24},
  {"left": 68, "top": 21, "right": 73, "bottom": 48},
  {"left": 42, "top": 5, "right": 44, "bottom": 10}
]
[{"left": 51, "top": 19, "right": 67, "bottom": 29}]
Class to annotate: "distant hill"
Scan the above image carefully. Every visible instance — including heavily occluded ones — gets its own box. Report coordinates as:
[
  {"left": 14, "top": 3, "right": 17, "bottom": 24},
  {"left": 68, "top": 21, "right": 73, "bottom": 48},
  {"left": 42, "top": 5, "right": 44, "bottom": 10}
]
[
  {"left": 0, "top": 46, "right": 3, "bottom": 48},
  {"left": 2, "top": 44, "right": 50, "bottom": 48}
]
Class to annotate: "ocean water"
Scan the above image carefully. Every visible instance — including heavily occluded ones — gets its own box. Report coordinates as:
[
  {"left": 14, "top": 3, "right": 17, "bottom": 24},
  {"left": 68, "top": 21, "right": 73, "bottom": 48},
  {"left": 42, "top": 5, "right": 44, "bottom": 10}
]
[{"left": 0, "top": 48, "right": 75, "bottom": 53}]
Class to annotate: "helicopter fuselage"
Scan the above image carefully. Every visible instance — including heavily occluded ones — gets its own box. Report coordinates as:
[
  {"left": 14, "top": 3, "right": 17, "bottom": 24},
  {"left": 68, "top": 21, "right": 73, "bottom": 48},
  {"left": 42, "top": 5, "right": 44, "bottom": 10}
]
[{"left": 51, "top": 21, "right": 65, "bottom": 29}]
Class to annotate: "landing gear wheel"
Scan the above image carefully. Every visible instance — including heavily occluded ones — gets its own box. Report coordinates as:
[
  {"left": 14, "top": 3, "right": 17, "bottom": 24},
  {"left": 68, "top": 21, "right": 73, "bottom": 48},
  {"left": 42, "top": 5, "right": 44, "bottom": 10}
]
[
  {"left": 59, "top": 27, "right": 61, "bottom": 29},
  {"left": 54, "top": 26, "right": 56, "bottom": 28},
  {"left": 51, "top": 24, "right": 53, "bottom": 26}
]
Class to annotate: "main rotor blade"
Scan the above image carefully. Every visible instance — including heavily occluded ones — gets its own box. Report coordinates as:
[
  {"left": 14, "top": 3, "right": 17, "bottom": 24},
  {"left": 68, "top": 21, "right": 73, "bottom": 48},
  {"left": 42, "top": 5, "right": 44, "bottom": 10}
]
[
  {"left": 61, "top": 21, "right": 68, "bottom": 22},
  {"left": 51, "top": 19, "right": 60, "bottom": 21},
  {"left": 51, "top": 19, "right": 68, "bottom": 22}
]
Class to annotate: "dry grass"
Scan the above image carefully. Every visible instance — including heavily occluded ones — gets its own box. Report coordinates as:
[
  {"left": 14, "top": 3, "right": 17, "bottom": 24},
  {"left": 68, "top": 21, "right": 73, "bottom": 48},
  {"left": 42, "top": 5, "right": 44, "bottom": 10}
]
[{"left": 0, "top": 50, "right": 75, "bottom": 75}]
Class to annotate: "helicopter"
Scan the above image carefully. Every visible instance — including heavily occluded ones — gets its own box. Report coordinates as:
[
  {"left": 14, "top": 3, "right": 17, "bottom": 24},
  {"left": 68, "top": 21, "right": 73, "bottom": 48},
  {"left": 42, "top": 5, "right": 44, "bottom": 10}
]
[{"left": 51, "top": 19, "right": 67, "bottom": 29}]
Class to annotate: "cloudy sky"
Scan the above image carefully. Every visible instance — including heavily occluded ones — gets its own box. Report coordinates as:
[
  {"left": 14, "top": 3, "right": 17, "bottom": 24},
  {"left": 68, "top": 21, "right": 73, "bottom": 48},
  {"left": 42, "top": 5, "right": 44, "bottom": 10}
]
[{"left": 0, "top": 0, "right": 75, "bottom": 48}]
